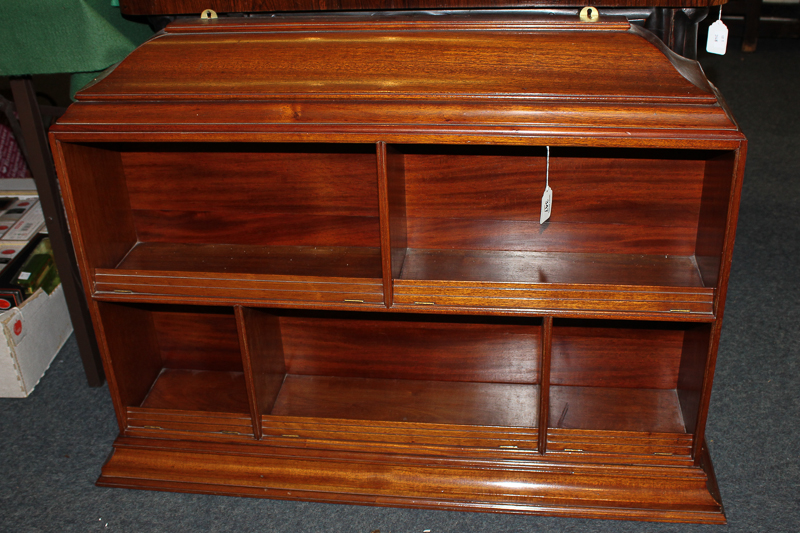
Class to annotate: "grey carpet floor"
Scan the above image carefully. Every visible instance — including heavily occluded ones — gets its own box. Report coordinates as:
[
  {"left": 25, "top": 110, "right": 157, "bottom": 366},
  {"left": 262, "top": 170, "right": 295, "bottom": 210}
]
[{"left": 1, "top": 37, "right": 798, "bottom": 533}]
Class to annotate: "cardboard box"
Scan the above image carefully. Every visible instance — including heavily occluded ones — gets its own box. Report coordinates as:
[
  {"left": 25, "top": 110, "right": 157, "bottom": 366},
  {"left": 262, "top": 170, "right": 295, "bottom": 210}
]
[{"left": 0, "top": 284, "right": 73, "bottom": 397}]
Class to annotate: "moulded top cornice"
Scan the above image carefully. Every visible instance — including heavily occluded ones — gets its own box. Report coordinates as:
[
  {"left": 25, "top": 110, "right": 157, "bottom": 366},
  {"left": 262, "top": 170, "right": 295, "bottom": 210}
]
[{"left": 58, "top": 14, "right": 743, "bottom": 143}]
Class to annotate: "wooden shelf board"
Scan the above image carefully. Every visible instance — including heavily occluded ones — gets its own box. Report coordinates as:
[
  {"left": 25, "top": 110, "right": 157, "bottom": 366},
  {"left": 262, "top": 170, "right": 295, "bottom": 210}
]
[
  {"left": 271, "top": 375, "right": 539, "bottom": 427},
  {"left": 400, "top": 249, "right": 705, "bottom": 287},
  {"left": 549, "top": 385, "right": 687, "bottom": 434},
  {"left": 115, "top": 242, "right": 383, "bottom": 279},
  {"left": 140, "top": 368, "right": 251, "bottom": 414}
]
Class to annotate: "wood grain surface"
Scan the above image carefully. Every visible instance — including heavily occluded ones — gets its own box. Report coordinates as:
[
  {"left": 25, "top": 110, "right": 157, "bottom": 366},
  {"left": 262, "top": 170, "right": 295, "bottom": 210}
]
[
  {"left": 271, "top": 375, "right": 539, "bottom": 426},
  {"left": 279, "top": 312, "right": 540, "bottom": 383}
]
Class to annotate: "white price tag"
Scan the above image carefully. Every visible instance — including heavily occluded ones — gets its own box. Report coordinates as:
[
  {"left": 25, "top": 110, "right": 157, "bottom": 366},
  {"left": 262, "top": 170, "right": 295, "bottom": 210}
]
[
  {"left": 540, "top": 185, "right": 553, "bottom": 224},
  {"left": 18, "top": 272, "right": 31, "bottom": 281},
  {"left": 706, "top": 20, "right": 728, "bottom": 55},
  {"left": 540, "top": 146, "right": 553, "bottom": 224}
]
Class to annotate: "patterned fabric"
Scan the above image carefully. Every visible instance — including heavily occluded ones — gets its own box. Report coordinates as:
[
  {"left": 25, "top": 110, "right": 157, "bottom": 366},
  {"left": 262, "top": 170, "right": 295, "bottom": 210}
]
[{"left": 0, "top": 122, "right": 29, "bottom": 179}]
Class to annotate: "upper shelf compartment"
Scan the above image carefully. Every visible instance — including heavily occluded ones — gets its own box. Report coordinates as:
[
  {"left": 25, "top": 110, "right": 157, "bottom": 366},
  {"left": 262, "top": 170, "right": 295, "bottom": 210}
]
[
  {"left": 49, "top": 13, "right": 745, "bottom": 316},
  {"left": 387, "top": 145, "right": 732, "bottom": 318},
  {"left": 57, "top": 142, "right": 384, "bottom": 306},
  {"left": 52, "top": 13, "right": 743, "bottom": 145}
]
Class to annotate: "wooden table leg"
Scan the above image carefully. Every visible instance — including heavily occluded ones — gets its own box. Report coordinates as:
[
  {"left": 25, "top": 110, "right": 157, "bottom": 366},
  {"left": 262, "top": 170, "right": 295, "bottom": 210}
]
[
  {"left": 10, "top": 77, "right": 104, "bottom": 387},
  {"left": 742, "top": 0, "right": 762, "bottom": 52}
]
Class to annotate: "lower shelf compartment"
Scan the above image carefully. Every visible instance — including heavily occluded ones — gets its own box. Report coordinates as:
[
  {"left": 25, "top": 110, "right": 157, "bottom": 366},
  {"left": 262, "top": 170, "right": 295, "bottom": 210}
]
[
  {"left": 141, "top": 368, "right": 250, "bottom": 414},
  {"left": 271, "top": 375, "right": 539, "bottom": 427},
  {"left": 549, "top": 385, "right": 687, "bottom": 434}
]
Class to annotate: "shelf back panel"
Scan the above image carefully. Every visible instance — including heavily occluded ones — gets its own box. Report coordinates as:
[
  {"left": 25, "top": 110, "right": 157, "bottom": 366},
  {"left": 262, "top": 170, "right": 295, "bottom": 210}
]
[
  {"left": 271, "top": 375, "right": 539, "bottom": 427},
  {"left": 151, "top": 308, "right": 243, "bottom": 372},
  {"left": 279, "top": 312, "right": 541, "bottom": 384},
  {"left": 551, "top": 319, "right": 686, "bottom": 389},
  {"left": 119, "top": 144, "right": 380, "bottom": 248},
  {"left": 402, "top": 146, "right": 714, "bottom": 256}
]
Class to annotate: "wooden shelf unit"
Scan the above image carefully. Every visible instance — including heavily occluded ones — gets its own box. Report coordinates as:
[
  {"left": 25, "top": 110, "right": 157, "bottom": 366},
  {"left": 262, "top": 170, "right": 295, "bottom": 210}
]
[{"left": 50, "top": 13, "right": 745, "bottom": 523}]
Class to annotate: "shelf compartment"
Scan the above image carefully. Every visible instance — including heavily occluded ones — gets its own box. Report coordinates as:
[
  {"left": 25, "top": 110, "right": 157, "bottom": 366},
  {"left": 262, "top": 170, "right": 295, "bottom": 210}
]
[
  {"left": 238, "top": 309, "right": 542, "bottom": 436},
  {"left": 271, "top": 375, "right": 538, "bottom": 427},
  {"left": 395, "top": 146, "right": 714, "bottom": 255},
  {"left": 140, "top": 368, "right": 250, "bottom": 412},
  {"left": 385, "top": 145, "right": 737, "bottom": 315},
  {"left": 96, "top": 302, "right": 254, "bottom": 436},
  {"left": 546, "top": 319, "right": 711, "bottom": 435},
  {"left": 94, "top": 243, "right": 384, "bottom": 305},
  {"left": 59, "top": 141, "right": 383, "bottom": 306},
  {"left": 549, "top": 386, "right": 686, "bottom": 434},
  {"left": 128, "top": 369, "right": 254, "bottom": 439}
]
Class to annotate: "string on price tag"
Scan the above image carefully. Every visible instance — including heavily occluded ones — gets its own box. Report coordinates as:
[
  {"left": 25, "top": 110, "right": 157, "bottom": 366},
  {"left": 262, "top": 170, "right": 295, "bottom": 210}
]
[{"left": 706, "top": 7, "right": 728, "bottom": 55}]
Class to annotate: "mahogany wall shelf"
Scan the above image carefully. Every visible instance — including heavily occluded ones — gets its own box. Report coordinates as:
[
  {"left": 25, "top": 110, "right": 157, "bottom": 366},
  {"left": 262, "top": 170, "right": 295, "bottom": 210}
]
[{"left": 50, "top": 12, "right": 745, "bottom": 523}]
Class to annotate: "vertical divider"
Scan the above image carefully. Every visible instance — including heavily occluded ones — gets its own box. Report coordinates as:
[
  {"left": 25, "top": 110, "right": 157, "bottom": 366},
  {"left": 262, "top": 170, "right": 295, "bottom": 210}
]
[
  {"left": 235, "top": 306, "right": 286, "bottom": 440},
  {"left": 377, "top": 141, "right": 407, "bottom": 308},
  {"left": 538, "top": 316, "right": 553, "bottom": 454}
]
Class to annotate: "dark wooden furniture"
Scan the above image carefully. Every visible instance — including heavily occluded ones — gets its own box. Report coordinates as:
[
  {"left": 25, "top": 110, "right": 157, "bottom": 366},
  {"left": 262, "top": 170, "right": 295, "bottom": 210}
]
[
  {"left": 121, "top": 0, "right": 729, "bottom": 59},
  {"left": 8, "top": 78, "right": 104, "bottom": 386},
  {"left": 120, "top": 0, "right": 726, "bottom": 12},
  {"left": 724, "top": 0, "right": 800, "bottom": 52},
  {"left": 50, "top": 13, "right": 745, "bottom": 523}
]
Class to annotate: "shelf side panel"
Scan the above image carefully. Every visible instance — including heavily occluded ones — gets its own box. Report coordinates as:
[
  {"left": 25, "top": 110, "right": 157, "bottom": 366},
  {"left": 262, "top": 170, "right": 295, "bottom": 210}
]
[
  {"left": 57, "top": 143, "right": 138, "bottom": 270},
  {"left": 538, "top": 316, "right": 553, "bottom": 454},
  {"left": 96, "top": 301, "right": 163, "bottom": 410},
  {"left": 677, "top": 324, "right": 713, "bottom": 435},
  {"left": 695, "top": 151, "right": 738, "bottom": 288},
  {"left": 386, "top": 144, "right": 408, "bottom": 290}
]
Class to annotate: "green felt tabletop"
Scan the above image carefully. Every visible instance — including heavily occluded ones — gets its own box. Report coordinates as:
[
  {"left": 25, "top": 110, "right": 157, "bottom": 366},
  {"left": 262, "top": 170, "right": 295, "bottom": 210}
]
[{"left": 1, "top": 0, "right": 153, "bottom": 92}]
